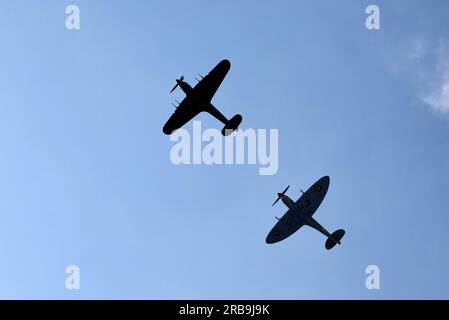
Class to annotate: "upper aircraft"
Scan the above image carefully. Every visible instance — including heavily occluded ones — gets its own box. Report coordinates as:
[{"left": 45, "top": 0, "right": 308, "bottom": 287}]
[
  {"left": 266, "top": 176, "right": 345, "bottom": 250},
  {"left": 163, "top": 59, "right": 242, "bottom": 136}
]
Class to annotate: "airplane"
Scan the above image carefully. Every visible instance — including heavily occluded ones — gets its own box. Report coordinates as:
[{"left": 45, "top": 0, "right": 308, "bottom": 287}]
[
  {"left": 163, "top": 59, "right": 242, "bottom": 136},
  {"left": 266, "top": 176, "right": 345, "bottom": 250}
]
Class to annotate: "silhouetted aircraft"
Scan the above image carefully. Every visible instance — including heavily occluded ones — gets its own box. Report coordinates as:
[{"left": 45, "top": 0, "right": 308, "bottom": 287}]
[
  {"left": 163, "top": 59, "right": 242, "bottom": 136},
  {"left": 266, "top": 176, "right": 345, "bottom": 250}
]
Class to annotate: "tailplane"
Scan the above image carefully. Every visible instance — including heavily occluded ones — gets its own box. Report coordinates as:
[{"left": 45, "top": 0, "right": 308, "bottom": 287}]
[
  {"left": 325, "top": 229, "right": 345, "bottom": 250},
  {"left": 221, "top": 114, "right": 243, "bottom": 136}
]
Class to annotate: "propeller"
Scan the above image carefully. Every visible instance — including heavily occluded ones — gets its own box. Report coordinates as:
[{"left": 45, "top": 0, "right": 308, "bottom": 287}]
[
  {"left": 170, "top": 76, "right": 184, "bottom": 93},
  {"left": 272, "top": 185, "right": 290, "bottom": 206}
]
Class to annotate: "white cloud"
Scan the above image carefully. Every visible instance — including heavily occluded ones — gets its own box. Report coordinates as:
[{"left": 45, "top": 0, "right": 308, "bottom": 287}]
[
  {"left": 408, "top": 38, "right": 428, "bottom": 61},
  {"left": 422, "top": 82, "right": 449, "bottom": 113},
  {"left": 408, "top": 39, "right": 449, "bottom": 114}
]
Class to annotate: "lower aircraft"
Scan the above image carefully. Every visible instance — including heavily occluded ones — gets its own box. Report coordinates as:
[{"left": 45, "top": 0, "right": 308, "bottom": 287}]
[
  {"left": 163, "top": 59, "right": 242, "bottom": 136},
  {"left": 266, "top": 176, "right": 345, "bottom": 250}
]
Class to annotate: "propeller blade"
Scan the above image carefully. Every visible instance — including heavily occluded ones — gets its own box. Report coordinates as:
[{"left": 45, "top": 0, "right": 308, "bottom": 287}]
[
  {"left": 170, "top": 83, "right": 178, "bottom": 93},
  {"left": 272, "top": 185, "right": 289, "bottom": 206},
  {"left": 170, "top": 76, "right": 184, "bottom": 93}
]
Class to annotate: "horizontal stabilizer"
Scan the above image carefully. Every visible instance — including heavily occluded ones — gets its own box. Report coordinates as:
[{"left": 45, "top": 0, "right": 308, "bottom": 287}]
[
  {"left": 325, "top": 229, "right": 345, "bottom": 250},
  {"left": 221, "top": 114, "right": 243, "bottom": 136}
]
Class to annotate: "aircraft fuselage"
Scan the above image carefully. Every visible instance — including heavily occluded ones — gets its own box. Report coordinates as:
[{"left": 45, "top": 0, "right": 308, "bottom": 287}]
[
  {"left": 280, "top": 194, "right": 295, "bottom": 209},
  {"left": 164, "top": 59, "right": 242, "bottom": 136},
  {"left": 174, "top": 79, "right": 230, "bottom": 125},
  {"left": 279, "top": 194, "right": 331, "bottom": 237},
  {"left": 177, "top": 80, "right": 209, "bottom": 109},
  {"left": 266, "top": 176, "right": 345, "bottom": 248},
  {"left": 177, "top": 80, "right": 193, "bottom": 96}
]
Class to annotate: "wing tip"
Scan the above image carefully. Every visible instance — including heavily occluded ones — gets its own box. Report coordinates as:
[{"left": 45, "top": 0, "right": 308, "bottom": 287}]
[{"left": 220, "top": 59, "right": 231, "bottom": 70}]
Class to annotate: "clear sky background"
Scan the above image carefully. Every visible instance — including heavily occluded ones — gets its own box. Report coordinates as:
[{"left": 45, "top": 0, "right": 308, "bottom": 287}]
[{"left": 0, "top": 0, "right": 448, "bottom": 299}]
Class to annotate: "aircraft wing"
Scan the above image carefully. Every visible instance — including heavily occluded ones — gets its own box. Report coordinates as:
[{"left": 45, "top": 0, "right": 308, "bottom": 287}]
[
  {"left": 295, "top": 176, "right": 330, "bottom": 217},
  {"left": 266, "top": 208, "right": 305, "bottom": 244},
  {"left": 193, "top": 59, "right": 231, "bottom": 102},
  {"left": 162, "top": 97, "right": 202, "bottom": 135}
]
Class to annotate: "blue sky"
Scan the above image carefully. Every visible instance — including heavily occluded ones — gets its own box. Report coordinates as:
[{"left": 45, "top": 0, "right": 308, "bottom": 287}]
[{"left": 0, "top": 0, "right": 449, "bottom": 299}]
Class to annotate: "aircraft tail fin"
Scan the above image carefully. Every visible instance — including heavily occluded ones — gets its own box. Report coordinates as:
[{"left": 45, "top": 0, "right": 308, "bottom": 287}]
[
  {"left": 325, "top": 229, "right": 345, "bottom": 250},
  {"left": 221, "top": 114, "right": 243, "bottom": 136}
]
